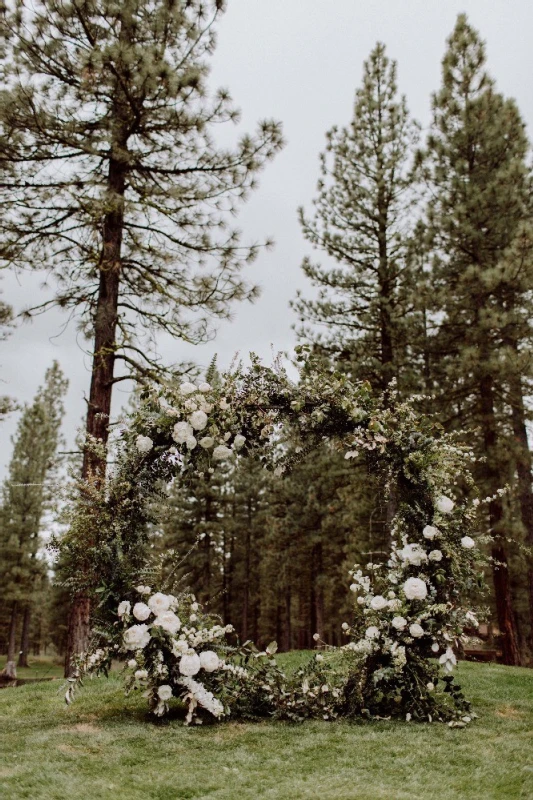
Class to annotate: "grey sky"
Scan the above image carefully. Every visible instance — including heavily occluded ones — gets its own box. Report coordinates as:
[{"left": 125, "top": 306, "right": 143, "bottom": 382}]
[{"left": 1, "top": 0, "right": 533, "bottom": 478}]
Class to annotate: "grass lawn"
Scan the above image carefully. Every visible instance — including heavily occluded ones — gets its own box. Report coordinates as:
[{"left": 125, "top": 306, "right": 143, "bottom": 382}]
[
  {"left": 0, "top": 655, "right": 64, "bottom": 681},
  {"left": 0, "top": 656, "right": 532, "bottom": 800}
]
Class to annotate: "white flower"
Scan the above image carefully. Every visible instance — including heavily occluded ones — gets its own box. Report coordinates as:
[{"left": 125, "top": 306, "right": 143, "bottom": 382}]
[
  {"left": 399, "top": 543, "right": 428, "bottom": 566},
  {"left": 199, "top": 436, "right": 214, "bottom": 449},
  {"left": 134, "top": 669, "right": 148, "bottom": 680},
  {"left": 183, "top": 398, "right": 197, "bottom": 411},
  {"left": 427, "top": 682, "right": 435, "bottom": 692},
  {"left": 341, "top": 622, "right": 350, "bottom": 631},
  {"left": 409, "top": 623, "right": 425, "bottom": 638},
  {"left": 199, "top": 650, "right": 220, "bottom": 673},
  {"left": 406, "top": 713, "right": 412, "bottom": 722},
  {"left": 423, "top": 525, "right": 439, "bottom": 540},
  {"left": 198, "top": 382, "right": 212, "bottom": 393},
  {"left": 233, "top": 434, "right": 246, "bottom": 450},
  {"left": 212, "top": 444, "right": 232, "bottom": 461},
  {"left": 173, "top": 421, "right": 194, "bottom": 444},
  {"left": 370, "top": 595, "right": 388, "bottom": 611},
  {"left": 127, "top": 659, "right": 137, "bottom": 668},
  {"left": 157, "top": 684, "right": 173, "bottom": 701},
  {"left": 461, "top": 536, "right": 475, "bottom": 549},
  {"left": 189, "top": 410, "right": 208, "bottom": 431},
  {"left": 152, "top": 610, "right": 181, "bottom": 635},
  {"left": 136, "top": 435, "right": 153, "bottom": 454},
  {"left": 179, "top": 382, "right": 197, "bottom": 395},
  {"left": 179, "top": 652, "right": 201, "bottom": 677},
  {"left": 185, "top": 435, "right": 197, "bottom": 450},
  {"left": 403, "top": 577, "right": 428, "bottom": 601},
  {"left": 392, "top": 616, "right": 407, "bottom": 631},
  {"left": 365, "top": 626, "right": 380, "bottom": 640},
  {"left": 171, "top": 639, "right": 189, "bottom": 657},
  {"left": 387, "top": 591, "right": 396, "bottom": 599},
  {"left": 465, "top": 610, "right": 479, "bottom": 627},
  {"left": 181, "top": 677, "right": 224, "bottom": 718},
  {"left": 439, "top": 647, "right": 457, "bottom": 673},
  {"left": 431, "top": 642, "right": 439, "bottom": 653},
  {"left": 312, "top": 632, "right": 320, "bottom": 641},
  {"left": 315, "top": 654, "right": 324, "bottom": 662},
  {"left": 132, "top": 602, "right": 151, "bottom": 621},
  {"left": 436, "top": 495, "right": 454, "bottom": 514},
  {"left": 118, "top": 600, "right": 131, "bottom": 617},
  {"left": 356, "top": 596, "right": 365, "bottom": 605},
  {"left": 124, "top": 624, "right": 151, "bottom": 650},
  {"left": 191, "top": 602, "right": 199, "bottom": 612},
  {"left": 219, "top": 398, "right": 229, "bottom": 410},
  {"left": 349, "top": 583, "right": 359, "bottom": 593},
  {"left": 136, "top": 585, "right": 151, "bottom": 595},
  {"left": 429, "top": 549, "right": 443, "bottom": 562},
  {"left": 388, "top": 599, "right": 402, "bottom": 611},
  {"left": 148, "top": 593, "right": 171, "bottom": 615}
]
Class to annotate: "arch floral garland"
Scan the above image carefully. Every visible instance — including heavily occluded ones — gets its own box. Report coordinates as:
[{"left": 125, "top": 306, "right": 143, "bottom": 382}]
[{"left": 65, "top": 354, "right": 485, "bottom": 726}]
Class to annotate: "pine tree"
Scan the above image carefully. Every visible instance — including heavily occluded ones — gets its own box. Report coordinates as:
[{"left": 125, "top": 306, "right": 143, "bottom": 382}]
[
  {"left": 0, "top": 0, "right": 283, "bottom": 668},
  {"left": 421, "top": 14, "right": 533, "bottom": 664},
  {"left": 0, "top": 362, "right": 67, "bottom": 678},
  {"left": 292, "top": 43, "right": 421, "bottom": 393}
]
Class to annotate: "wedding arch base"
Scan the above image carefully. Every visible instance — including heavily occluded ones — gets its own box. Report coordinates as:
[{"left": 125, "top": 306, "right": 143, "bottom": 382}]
[{"left": 63, "top": 353, "right": 485, "bottom": 727}]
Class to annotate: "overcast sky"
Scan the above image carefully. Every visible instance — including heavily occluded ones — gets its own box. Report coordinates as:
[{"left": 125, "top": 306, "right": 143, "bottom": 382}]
[{"left": 1, "top": 0, "right": 533, "bottom": 479}]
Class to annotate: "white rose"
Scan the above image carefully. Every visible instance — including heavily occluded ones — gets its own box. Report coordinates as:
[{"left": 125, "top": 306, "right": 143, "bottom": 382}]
[
  {"left": 409, "top": 623, "right": 424, "bottom": 638},
  {"left": 135, "top": 669, "right": 148, "bottom": 680},
  {"left": 148, "top": 593, "right": 171, "bottom": 615},
  {"left": 461, "top": 536, "right": 475, "bottom": 549},
  {"left": 370, "top": 595, "right": 388, "bottom": 611},
  {"left": 118, "top": 600, "right": 131, "bottom": 617},
  {"left": 132, "top": 602, "right": 151, "bottom": 621},
  {"left": 179, "top": 382, "right": 197, "bottom": 395},
  {"left": 199, "top": 650, "right": 220, "bottom": 673},
  {"left": 233, "top": 434, "right": 246, "bottom": 450},
  {"left": 185, "top": 435, "right": 197, "bottom": 450},
  {"left": 191, "top": 602, "right": 199, "bottom": 612},
  {"left": 152, "top": 610, "right": 181, "bottom": 635},
  {"left": 136, "top": 435, "right": 153, "bottom": 454},
  {"left": 183, "top": 398, "right": 198, "bottom": 411},
  {"left": 341, "top": 622, "right": 350, "bottom": 631},
  {"left": 392, "top": 616, "right": 407, "bottom": 630},
  {"left": 173, "top": 421, "right": 194, "bottom": 444},
  {"left": 357, "top": 596, "right": 365, "bottom": 605},
  {"left": 127, "top": 659, "right": 137, "bottom": 668},
  {"left": 423, "top": 525, "right": 439, "bottom": 540},
  {"left": 179, "top": 652, "right": 201, "bottom": 677},
  {"left": 212, "top": 445, "right": 232, "bottom": 461},
  {"left": 349, "top": 583, "right": 359, "bottom": 593},
  {"left": 428, "top": 549, "right": 443, "bottom": 562},
  {"left": 219, "top": 398, "right": 229, "bottom": 410},
  {"left": 365, "top": 626, "right": 380, "bottom": 640},
  {"left": 388, "top": 599, "right": 402, "bottom": 611},
  {"left": 123, "top": 624, "right": 151, "bottom": 650},
  {"left": 403, "top": 577, "right": 428, "bottom": 601},
  {"left": 136, "top": 585, "right": 151, "bottom": 595},
  {"left": 198, "top": 382, "right": 212, "bottom": 393},
  {"left": 399, "top": 543, "right": 428, "bottom": 566},
  {"left": 189, "top": 410, "right": 208, "bottom": 431},
  {"left": 436, "top": 496, "right": 454, "bottom": 514},
  {"left": 157, "top": 684, "right": 173, "bottom": 701},
  {"left": 199, "top": 436, "right": 214, "bottom": 449}
]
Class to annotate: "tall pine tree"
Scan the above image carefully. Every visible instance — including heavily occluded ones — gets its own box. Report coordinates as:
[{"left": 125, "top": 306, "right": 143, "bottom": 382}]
[
  {"left": 0, "top": 362, "right": 67, "bottom": 678},
  {"left": 293, "top": 43, "right": 421, "bottom": 393},
  {"left": 421, "top": 14, "right": 533, "bottom": 664}
]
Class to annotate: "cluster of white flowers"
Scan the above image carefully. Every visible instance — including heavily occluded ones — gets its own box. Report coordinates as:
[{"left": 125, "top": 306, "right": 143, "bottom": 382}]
[{"left": 112, "top": 587, "right": 232, "bottom": 723}]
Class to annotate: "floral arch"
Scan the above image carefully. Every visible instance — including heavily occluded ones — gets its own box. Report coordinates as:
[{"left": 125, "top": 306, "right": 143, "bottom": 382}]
[{"left": 65, "top": 354, "right": 483, "bottom": 726}]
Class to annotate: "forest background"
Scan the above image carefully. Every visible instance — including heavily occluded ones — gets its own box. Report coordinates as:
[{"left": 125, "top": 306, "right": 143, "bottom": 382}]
[{"left": 1, "top": 0, "right": 533, "bottom": 671}]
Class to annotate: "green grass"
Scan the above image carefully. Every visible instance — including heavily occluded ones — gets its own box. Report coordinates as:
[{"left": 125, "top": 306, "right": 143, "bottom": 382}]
[
  {"left": 0, "top": 656, "right": 532, "bottom": 800},
  {"left": 0, "top": 655, "right": 64, "bottom": 681}
]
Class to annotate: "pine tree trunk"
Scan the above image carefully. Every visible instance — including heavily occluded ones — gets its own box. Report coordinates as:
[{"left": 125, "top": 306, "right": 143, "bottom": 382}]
[
  {"left": 508, "top": 372, "right": 533, "bottom": 649},
  {"left": 284, "top": 585, "right": 292, "bottom": 652},
  {"left": 64, "top": 158, "right": 126, "bottom": 677},
  {"left": 64, "top": 594, "right": 91, "bottom": 676},
  {"left": 17, "top": 604, "right": 31, "bottom": 668},
  {"left": 479, "top": 374, "right": 521, "bottom": 665},
  {"left": 241, "top": 498, "right": 252, "bottom": 640},
  {"left": 1, "top": 602, "right": 18, "bottom": 680}
]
